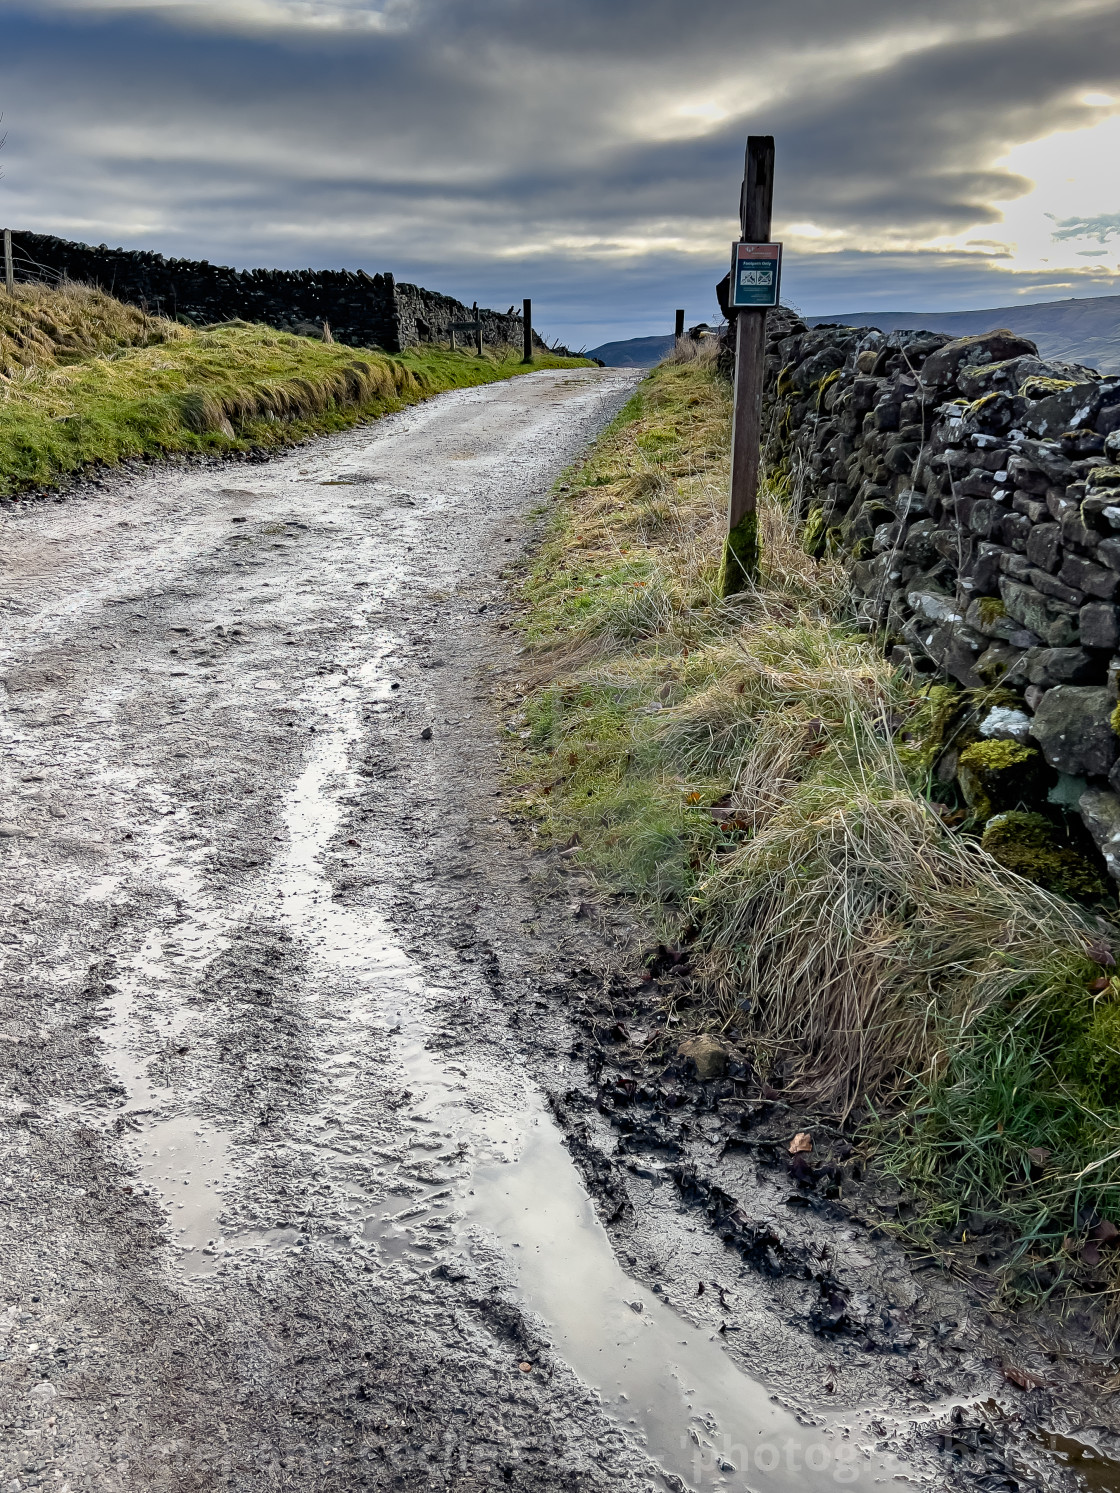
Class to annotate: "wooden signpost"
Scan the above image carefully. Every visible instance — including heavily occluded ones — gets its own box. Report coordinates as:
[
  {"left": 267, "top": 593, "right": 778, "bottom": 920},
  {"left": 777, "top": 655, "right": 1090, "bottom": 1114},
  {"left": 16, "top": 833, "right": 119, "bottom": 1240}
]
[
  {"left": 721, "top": 135, "right": 778, "bottom": 595},
  {"left": 523, "top": 298, "right": 533, "bottom": 363}
]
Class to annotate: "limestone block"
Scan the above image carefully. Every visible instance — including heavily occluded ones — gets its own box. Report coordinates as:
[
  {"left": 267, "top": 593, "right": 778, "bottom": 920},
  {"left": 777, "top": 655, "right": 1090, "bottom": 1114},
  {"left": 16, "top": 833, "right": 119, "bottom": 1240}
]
[{"left": 1030, "top": 685, "right": 1118, "bottom": 778}]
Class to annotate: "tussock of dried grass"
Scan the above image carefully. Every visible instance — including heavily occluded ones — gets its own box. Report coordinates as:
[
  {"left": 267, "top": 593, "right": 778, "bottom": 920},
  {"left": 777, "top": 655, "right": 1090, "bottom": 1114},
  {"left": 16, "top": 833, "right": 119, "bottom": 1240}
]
[
  {"left": 0, "top": 282, "right": 186, "bottom": 378},
  {"left": 520, "top": 358, "right": 1102, "bottom": 1118},
  {"left": 662, "top": 335, "right": 723, "bottom": 368},
  {"left": 671, "top": 492, "right": 1098, "bottom": 1113}
]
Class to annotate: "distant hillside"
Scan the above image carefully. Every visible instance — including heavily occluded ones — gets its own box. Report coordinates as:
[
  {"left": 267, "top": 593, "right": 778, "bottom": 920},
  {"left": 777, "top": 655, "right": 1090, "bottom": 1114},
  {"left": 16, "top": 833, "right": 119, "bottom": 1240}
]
[
  {"left": 806, "top": 293, "right": 1120, "bottom": 374},
  {"left": 585, "top": 334, "right": 674, "bottom": 367}
]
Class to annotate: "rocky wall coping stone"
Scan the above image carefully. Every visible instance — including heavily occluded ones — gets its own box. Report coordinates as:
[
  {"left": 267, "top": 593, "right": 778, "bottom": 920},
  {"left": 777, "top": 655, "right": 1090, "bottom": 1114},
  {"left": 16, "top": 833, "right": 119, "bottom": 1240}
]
[
  {"left": 1080, "top": 603, "right": 1120, "bottom": 651},
  {"left": 1031, "top": 685, "right": 1118, "bottom": 779},
  {"left": 1000, "top": 577, "right": 1080, "bottom": 648},
  {"left": 907, "top": 590, "right": 963, "bottom": 625},
  {"left": 1060, "top": 554, "right": 1120, "bottom": 600},
  {"left": 1079, "top": 788, "right": 1120, "bottom": 881},
  {"left": 1027, "top": 384, "right": 1105, "bottom": 439},
  {"left": 979, "top": 707, "right": 1033, "bottom": 743},
  {"left": 922, "top": 331, "right": 1040, "bottom": 389},
  {"left": 1026, "top": 647, "right": 1102, "bottom": 688}
]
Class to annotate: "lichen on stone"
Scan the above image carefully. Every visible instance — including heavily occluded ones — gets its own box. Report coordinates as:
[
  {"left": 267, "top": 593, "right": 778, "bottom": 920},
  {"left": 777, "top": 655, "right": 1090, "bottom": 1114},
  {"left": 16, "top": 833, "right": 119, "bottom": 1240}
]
[
  {"left": 958, "top": 738, "right": 1047, "bottom": 823},
  {"left": 1111, "top": 699, "right": 1120, "bottom": 738},
  {"left": 981, "top": 810, "right": 1108, "bottom": 901}
]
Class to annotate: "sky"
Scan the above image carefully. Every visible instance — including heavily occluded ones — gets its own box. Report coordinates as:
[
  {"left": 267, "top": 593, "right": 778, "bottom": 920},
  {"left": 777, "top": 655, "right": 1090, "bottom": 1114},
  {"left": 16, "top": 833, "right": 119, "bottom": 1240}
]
[{"left": 1, "top": 0, "right": 1119, "bottom": 348}]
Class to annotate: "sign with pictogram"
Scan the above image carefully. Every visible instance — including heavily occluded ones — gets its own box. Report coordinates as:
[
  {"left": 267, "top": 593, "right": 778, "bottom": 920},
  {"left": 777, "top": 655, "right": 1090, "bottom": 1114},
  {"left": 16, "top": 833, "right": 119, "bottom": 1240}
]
[{"left": 729, "top": 241, "right": 782, "bottom": 308}]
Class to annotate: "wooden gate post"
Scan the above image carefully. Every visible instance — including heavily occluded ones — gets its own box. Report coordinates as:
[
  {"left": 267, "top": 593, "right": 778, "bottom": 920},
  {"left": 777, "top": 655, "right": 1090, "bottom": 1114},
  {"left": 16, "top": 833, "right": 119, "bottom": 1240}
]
[
  {"left": 674, "top": 308, "right": 685, "bottom": 342},
  {"left": 473, "top": 302, "right": 483, "bottom": 356},
  {"left": 3, "top": 231, "right": 13, "bottom": 295},
  {"left": 720, "top": 135, "right": 775, "bottom": 595},
  {"left": 522, "top": 298, "right": 532, "bottom": 363}
]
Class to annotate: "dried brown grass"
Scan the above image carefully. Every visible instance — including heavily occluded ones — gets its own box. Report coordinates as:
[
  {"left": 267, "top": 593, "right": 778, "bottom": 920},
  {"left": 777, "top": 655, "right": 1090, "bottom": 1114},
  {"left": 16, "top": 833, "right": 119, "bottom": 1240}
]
[{"left": 0, "top": 281, "right": 186, "bottom": 379}]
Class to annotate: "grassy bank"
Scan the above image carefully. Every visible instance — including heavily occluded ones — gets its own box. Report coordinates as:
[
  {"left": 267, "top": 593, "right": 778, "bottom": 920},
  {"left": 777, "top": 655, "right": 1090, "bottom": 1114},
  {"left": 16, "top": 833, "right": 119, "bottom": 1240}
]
[
  {"left": 0, "top": 282, "right": 587, "bottom": 497},
  {"left": 511, "top": 343, "right": 1120, "bottom": 1294}
]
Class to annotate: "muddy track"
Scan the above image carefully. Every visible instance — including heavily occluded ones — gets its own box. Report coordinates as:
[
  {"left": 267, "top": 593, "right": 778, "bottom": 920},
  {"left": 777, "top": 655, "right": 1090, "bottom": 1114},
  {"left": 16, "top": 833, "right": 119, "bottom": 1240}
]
[{"left": 0, "top": 369, "right": 1108, "bottom": 1492}]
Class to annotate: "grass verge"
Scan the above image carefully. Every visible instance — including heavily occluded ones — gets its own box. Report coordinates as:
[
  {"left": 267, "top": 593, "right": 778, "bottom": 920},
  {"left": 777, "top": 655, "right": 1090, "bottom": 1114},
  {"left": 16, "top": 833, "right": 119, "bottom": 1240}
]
[
  {"left": 0, "top": 282, "right": 588, "bottom": 497},
  {"left": 509, "top": 340, "right": 1120, "bottom": 1300}
]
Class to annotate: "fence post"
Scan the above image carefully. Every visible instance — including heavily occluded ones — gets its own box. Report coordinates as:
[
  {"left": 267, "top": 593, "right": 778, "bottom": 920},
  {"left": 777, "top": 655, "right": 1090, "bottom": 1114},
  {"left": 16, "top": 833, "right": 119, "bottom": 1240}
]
[
  {"left": 523, "top": 298, "right": 532, "bottom": 363},
  {"left": 720, "top": 135, "right": 775, "bottom": 596},
  {"left": 3, "top": 231, "right": 13, "bottom": 295},
  {"left": 473, "top": 302, "right": 483, "bottom": 356},
  {"left": 675, "top": 308, "right": 685, "bottom": 341}
]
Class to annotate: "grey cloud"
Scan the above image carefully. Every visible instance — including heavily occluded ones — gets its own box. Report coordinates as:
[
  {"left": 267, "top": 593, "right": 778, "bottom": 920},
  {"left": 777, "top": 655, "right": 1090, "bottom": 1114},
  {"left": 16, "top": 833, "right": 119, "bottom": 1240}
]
[{"left": 0, "top": 0, "right": 1118, "bottom": 341}]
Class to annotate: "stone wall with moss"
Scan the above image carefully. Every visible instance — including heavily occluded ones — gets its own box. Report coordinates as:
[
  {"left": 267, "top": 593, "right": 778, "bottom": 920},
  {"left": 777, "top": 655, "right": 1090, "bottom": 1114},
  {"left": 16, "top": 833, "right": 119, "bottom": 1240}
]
[
  {"left": 8, "top": 230, "right": 550, "bottom": 355},
  {"left": 762, "top": 309, "right": 1120, "bottom": 892}
]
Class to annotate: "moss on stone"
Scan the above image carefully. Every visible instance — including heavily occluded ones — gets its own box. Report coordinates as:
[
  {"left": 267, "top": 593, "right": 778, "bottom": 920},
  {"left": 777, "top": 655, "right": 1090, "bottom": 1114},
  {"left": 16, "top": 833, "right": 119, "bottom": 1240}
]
[
  {"left": 718, "top": 510, "right": 759, "bottom": 595},
  {"left": 977, "top": 597, "right": 1006, "bottom": 628},
  {"left": 958, "top": 738, "right": 1046, "bottom": 823},
  {"left": 981, "top": 810, "right": 1108, "bottom": 901},
  {"left": 1019, "top": 376, "right": 1077, "bottom": 400},
  {"left": 896, "top": 683, "right": 965, "bottom": 777},
  {"left": 1111, "top": 700, "right": 1120, "bottom": 738},
  {"left": 802, "top": 505, "right": 827, "bottom": 558},
  {"left": 1088, "top": 465, "right": 1120, "bottom": 491},
  {"left": 776, "top": 366, "right": 795, "bottom": 398},
  {"left": 850, "top": 535, "right": 873, "bottom": 561}
]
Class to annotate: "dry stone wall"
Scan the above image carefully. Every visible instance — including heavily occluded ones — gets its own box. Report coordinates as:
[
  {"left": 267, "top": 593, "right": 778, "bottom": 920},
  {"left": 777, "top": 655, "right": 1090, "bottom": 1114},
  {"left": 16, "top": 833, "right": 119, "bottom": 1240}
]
[
  {"left": 9, "top": 231, "right": 547, "bottom": 355},
  {"left": 761, "top": 308, "right": 1120, "bottom": 892}
]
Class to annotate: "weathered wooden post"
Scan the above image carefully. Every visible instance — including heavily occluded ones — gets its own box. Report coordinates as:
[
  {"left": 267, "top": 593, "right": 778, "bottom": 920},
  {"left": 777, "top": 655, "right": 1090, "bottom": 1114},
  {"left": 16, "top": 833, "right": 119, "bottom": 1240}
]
[
  {"left": 3, "top": 231, "right": 13, "bottom": 295},
  {"left": 473, "top": 301, "right": 483, "bottom": 356},
  {"left": 674, "top": 308, "right": 685, "bottom": 342},
  {"left": 720, "top": 136, "right": 781, "bottom": 595},
  {"left": 522, "top": 298, "right": 533, "bottom": 363}
]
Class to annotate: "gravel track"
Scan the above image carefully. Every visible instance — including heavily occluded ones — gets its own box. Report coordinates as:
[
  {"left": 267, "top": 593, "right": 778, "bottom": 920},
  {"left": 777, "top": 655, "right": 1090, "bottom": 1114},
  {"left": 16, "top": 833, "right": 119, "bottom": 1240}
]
[{"left": 0, "top": 368, "right": 1092, "bottom": 1493}]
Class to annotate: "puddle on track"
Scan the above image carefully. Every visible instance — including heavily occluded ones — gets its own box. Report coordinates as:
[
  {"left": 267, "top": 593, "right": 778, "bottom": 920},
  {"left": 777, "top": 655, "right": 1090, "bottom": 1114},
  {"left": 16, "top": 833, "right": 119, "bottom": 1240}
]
[
  {"left": 92, "top": 668, "right": 890, "bottom": 1491},
  {"left": 1033, "top": 1430, "right": 1120, "bottom": 1491},
  {"left": 82, "top": 846, "right": 233, "bottom": 1262}
]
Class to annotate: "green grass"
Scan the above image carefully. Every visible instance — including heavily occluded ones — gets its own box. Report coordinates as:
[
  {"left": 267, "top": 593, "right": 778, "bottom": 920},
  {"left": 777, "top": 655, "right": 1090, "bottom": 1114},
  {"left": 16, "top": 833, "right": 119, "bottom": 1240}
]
[
  {"left": 0, "top": 283, "right": 588, "bottom": 496},
  {"left": 509, "top": 342, "right": 1120, "bottom": 1302}
]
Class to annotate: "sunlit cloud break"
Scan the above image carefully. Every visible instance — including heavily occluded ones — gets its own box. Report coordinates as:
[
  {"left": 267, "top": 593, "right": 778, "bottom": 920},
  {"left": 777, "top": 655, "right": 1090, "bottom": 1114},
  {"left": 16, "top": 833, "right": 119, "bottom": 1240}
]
[{"left": 0, "top": 0, "right": 1119, "bottom": 344}]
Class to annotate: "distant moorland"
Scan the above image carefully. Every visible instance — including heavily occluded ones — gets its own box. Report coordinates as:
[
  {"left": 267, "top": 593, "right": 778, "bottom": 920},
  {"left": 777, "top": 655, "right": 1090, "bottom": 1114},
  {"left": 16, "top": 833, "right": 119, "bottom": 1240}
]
[
  {"left": 806, "top": 292, "right": 1120, "bottom": 373},
  {"left": 591, "top": 293, "right": 1120, "bottom": 372}
]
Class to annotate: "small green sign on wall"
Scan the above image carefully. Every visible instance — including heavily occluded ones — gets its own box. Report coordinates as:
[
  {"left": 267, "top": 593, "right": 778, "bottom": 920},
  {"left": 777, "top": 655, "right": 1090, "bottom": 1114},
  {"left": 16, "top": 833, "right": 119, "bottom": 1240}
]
[{"left": 729, "top": 241, "right": 783, "bottom": 308}]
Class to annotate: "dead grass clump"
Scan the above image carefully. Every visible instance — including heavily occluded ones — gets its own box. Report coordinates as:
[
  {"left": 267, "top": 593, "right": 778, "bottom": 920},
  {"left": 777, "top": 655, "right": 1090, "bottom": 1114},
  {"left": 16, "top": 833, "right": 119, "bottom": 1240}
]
[
  {"left": 662, "top": 335, "right": 723, "bottom": 367},
  {"left": 0, "top": 281, "right": 186, "bottom": 378},
  {"left": 517, "top": 356, "right": 1106, "bottom": 1122},
  {"left": 690, "top": 757, "right": 1095, "bottom": 1115}
]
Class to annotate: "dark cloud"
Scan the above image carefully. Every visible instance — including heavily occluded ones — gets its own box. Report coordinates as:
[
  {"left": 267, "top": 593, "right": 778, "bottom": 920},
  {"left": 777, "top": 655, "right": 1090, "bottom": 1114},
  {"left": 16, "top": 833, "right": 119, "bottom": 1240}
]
[{"left": 0, "top": 0, "right": 1118, "bottom": 341}]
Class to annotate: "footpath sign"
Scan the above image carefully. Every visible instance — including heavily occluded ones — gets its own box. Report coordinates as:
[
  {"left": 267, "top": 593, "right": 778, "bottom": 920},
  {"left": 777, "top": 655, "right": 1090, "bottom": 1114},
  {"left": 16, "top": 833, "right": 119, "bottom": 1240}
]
[
  {"left": 720, "top": 135, "right": 776, "bottom": 595},
  {"left": 729, "top": 241, "right": 782, "bottom": 309}
]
